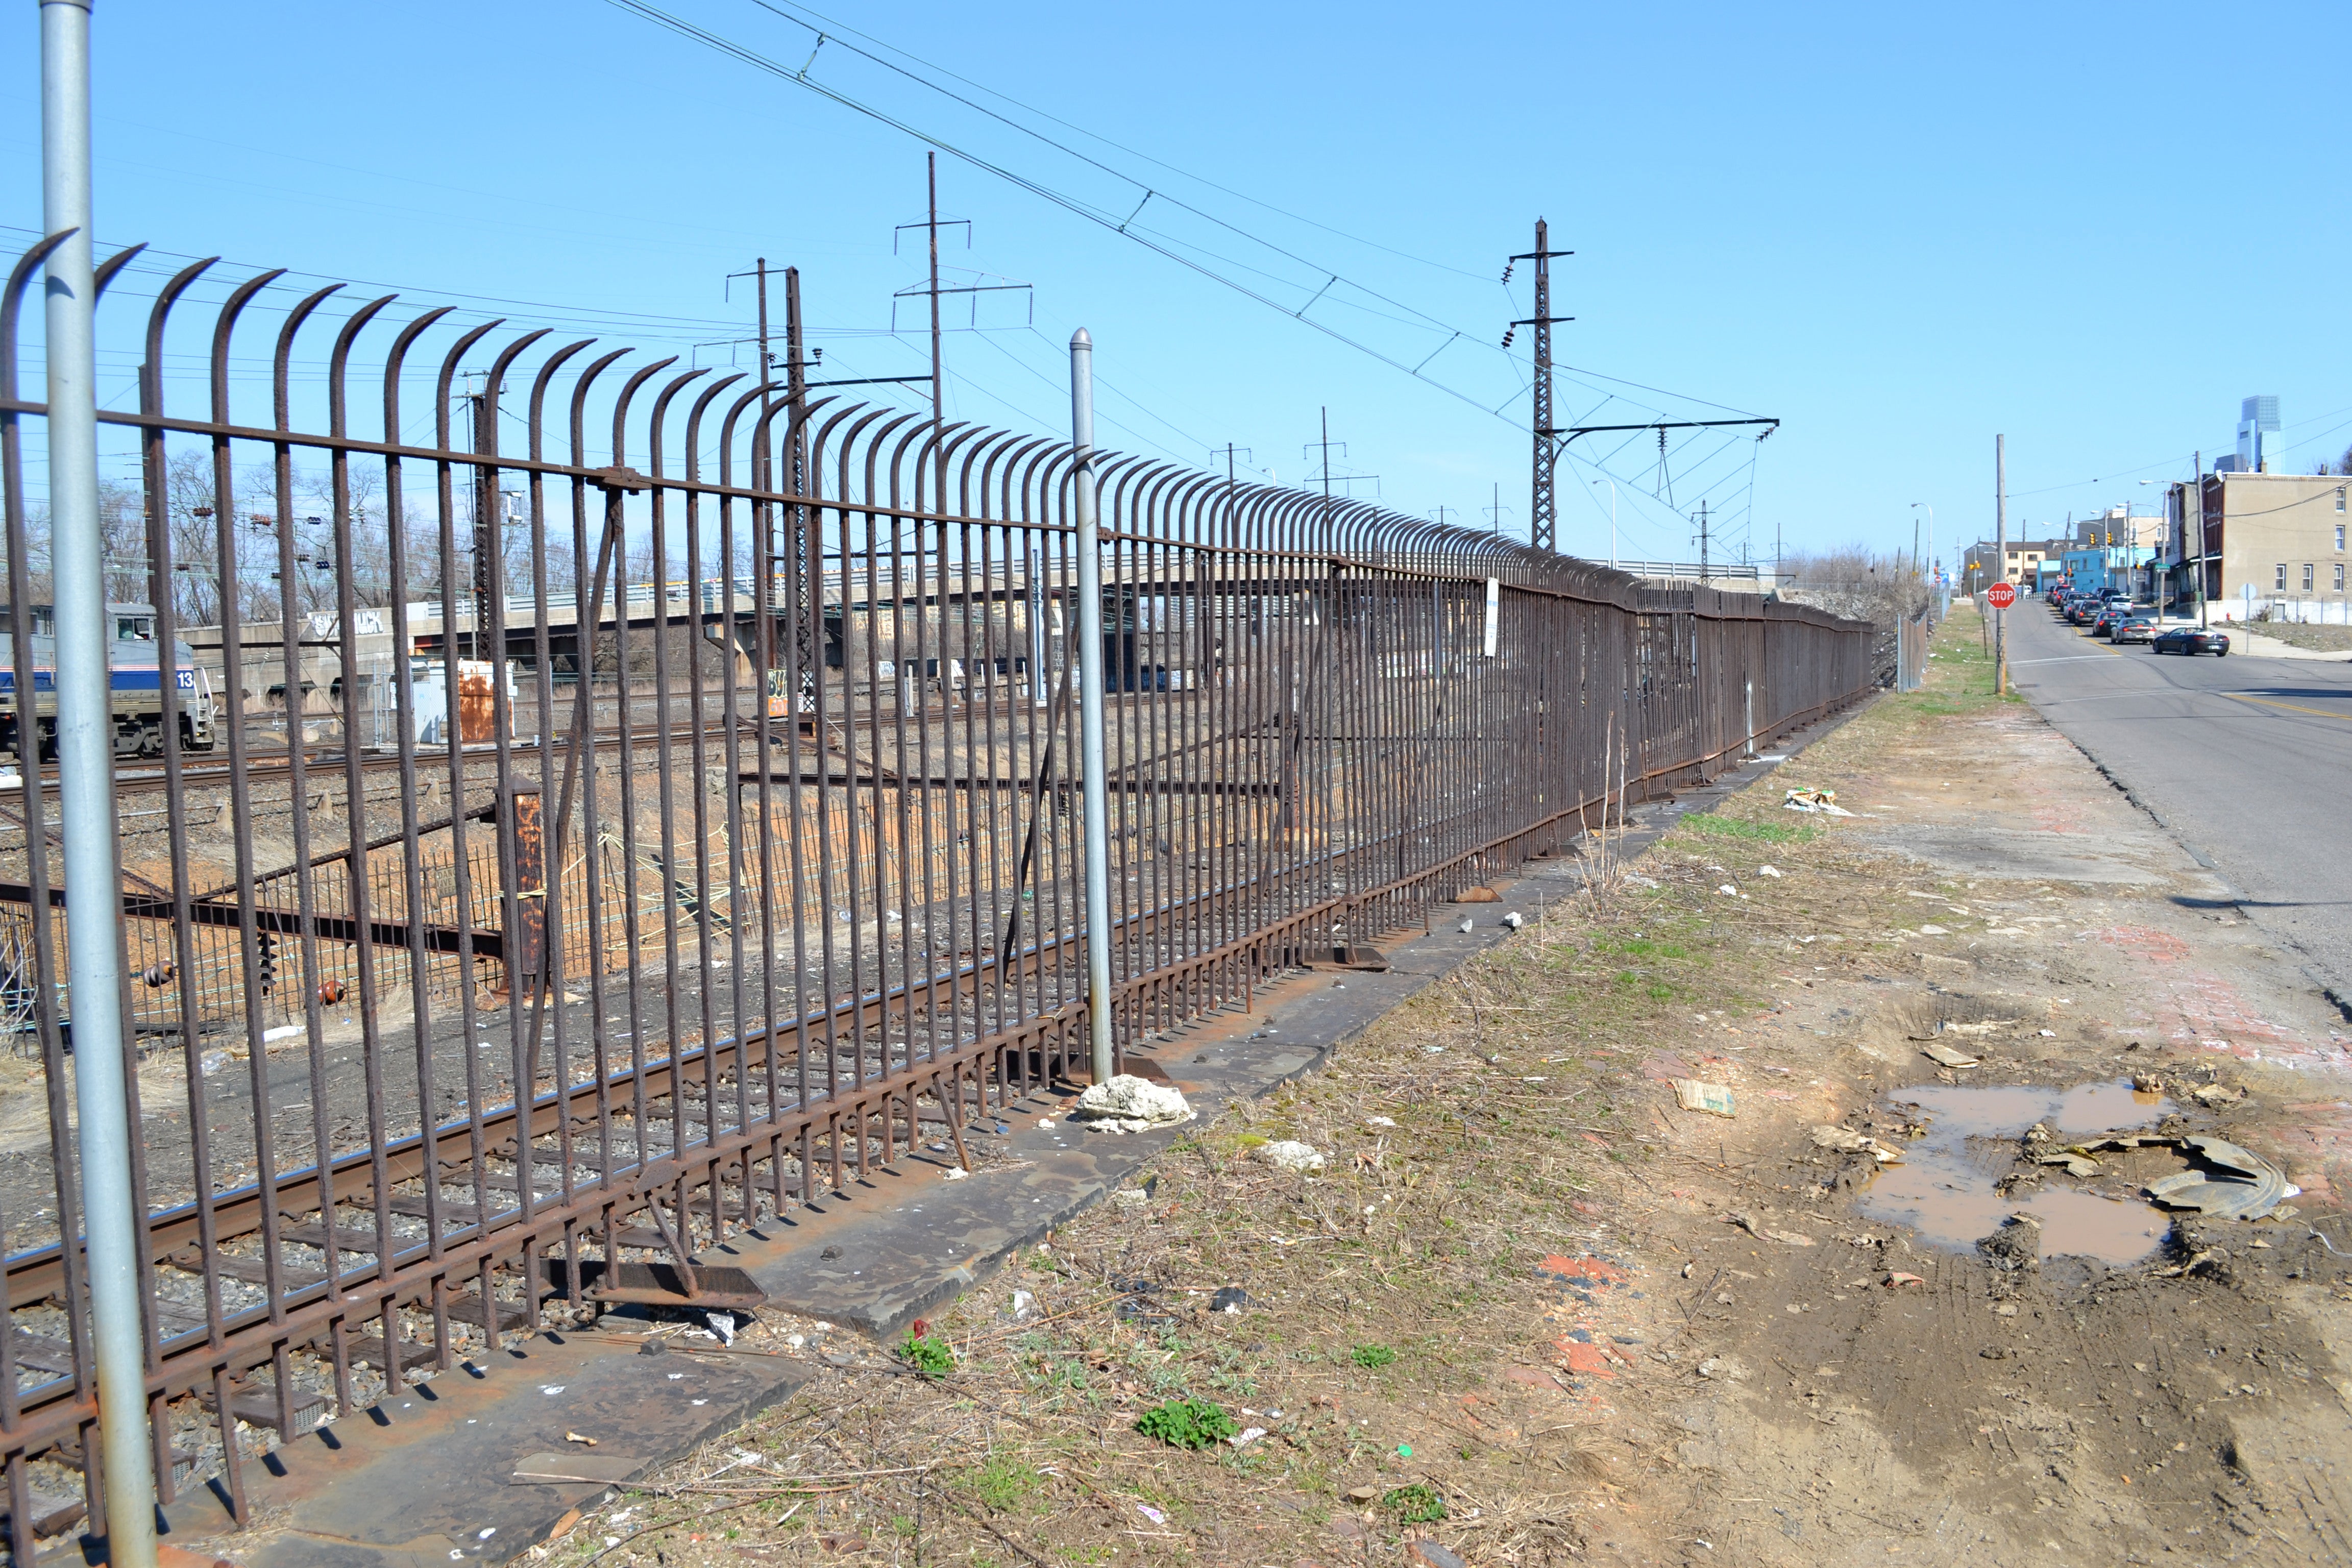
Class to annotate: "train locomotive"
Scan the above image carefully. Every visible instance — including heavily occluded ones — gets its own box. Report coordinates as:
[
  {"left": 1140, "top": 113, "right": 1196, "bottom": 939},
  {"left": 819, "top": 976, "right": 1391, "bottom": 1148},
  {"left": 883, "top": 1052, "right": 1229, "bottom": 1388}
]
[{"left": 0, "top": 602, "right": 219, "bottom": 760}]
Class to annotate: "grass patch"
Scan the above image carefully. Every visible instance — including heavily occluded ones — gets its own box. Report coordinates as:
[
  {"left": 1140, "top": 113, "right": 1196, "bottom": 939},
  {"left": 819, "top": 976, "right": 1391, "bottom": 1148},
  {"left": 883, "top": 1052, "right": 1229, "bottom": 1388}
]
[
  {"left": 1384, "top": 1483, "right": 1448, "bottom": 1524},
  {"left": 1682, "top": 813, "right": 1812, "bottom": 845},
  {"left": 1349, "top": 1344, "right": 1398, "bottom": 1369},
  {"left": 961, "top": 1454, "right": 1044, "bottom": 1511}
]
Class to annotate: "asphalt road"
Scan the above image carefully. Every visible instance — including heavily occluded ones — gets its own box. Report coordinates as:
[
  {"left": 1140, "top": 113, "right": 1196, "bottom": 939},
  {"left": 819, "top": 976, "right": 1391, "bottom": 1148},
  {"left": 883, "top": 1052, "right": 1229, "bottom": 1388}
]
[{"left": 2002, "top": 600, "right": 2352, "bottom": 1010}]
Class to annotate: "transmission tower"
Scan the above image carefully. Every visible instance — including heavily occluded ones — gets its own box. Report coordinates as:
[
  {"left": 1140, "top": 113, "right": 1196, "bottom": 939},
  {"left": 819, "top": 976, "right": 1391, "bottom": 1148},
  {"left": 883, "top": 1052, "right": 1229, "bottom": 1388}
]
[{"left": 1506, "top": 219, "right": 1573, "bottom": 553}]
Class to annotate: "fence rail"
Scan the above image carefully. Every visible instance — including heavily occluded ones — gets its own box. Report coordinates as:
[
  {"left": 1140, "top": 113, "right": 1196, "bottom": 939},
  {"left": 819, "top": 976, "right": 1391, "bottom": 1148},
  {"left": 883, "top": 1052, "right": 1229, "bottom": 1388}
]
[{"left": 0, "top": 229, "right": 1872, "bottom": 1556}]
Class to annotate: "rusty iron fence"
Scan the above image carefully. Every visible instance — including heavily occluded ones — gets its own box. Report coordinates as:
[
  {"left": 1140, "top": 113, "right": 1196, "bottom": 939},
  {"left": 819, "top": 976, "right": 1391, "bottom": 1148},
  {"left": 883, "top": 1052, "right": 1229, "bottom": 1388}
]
[{"left": 0, "top": 229, "right": 1872, "bottom": 1554}]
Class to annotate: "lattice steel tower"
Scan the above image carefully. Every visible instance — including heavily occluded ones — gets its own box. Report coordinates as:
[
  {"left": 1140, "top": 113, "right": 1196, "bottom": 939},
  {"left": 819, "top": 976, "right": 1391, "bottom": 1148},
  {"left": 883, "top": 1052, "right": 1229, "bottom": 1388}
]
[{"left": 1508, "top": 220, "right": 1574, "bottom": 552}]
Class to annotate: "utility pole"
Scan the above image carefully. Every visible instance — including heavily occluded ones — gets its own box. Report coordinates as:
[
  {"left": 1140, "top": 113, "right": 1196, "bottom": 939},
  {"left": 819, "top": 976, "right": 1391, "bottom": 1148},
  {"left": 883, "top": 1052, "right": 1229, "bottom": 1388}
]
[
  {"left": 2193, "top": 450, "right": 2207, "bottom": 630},
  {"left": 1995, "top": 433, "right": 2007, "bottom": 696},
  {"left": 1694, "top": 499, "right": 1710, "bottom": 582},
  {"left": 927, "top": 151, "right": 945, "bottom": 468},
  {"left": 43, "top": 2, "right": 161, "bottom": 1560},
  {"left": 1506, "top": 220, "right": 1573, "bottom": 552},
  {"left": 470, "top": 387, "right": 494, "bottom": 660},
  {"left": 785, "top": 265, "right": 816, "bottom": 706}
]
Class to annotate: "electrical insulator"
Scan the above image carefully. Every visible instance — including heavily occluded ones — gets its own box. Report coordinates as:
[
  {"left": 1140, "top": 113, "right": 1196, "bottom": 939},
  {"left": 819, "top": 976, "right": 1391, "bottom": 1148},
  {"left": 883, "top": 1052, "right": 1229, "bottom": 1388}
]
[{"left": 253, "top": 932, "right": 278, "bottom": 996}]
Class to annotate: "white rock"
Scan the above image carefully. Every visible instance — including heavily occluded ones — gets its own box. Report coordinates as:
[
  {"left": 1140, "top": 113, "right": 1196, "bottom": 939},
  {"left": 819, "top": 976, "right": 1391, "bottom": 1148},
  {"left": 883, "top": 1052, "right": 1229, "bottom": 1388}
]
[
  {"left": 1501, "top": 911, "right": 1525, "bottom": 930},
  {"left": 1456, "top": 917, "right": 1475, "bottom": 934},
  {"left": 1071, "top": 1074, "right": 1194, "bottom": 1133},
  {"left": 1260, "top": 1140, "right": 1326, "bottom": 1173}
]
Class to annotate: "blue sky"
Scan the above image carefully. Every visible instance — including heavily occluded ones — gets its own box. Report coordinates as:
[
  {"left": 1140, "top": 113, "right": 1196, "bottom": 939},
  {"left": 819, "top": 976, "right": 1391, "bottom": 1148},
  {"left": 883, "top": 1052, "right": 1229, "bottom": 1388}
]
[{"left": 6, "top": 0, "right": 2349, "bottom": 574}]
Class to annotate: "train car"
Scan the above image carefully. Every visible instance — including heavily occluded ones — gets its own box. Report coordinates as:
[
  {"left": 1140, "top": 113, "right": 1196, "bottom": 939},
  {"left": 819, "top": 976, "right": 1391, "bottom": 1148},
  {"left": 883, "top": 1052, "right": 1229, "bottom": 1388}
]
[{"left": 0, "top": 603, "right": 219, "bottom": 760}]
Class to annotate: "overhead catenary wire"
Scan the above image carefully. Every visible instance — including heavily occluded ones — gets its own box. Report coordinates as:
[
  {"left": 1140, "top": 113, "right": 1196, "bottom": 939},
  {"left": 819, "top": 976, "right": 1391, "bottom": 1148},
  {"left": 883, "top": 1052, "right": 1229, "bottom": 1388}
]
[{"left": 599, "top": 0, "right": 1757, "bottom": 454}]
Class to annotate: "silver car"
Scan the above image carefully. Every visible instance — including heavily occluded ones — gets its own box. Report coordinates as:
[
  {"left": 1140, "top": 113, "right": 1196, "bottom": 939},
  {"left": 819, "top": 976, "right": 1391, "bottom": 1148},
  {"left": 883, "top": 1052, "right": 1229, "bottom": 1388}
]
[{"left": 2111, "top": 614, "right": 2160, "bottom": 645}]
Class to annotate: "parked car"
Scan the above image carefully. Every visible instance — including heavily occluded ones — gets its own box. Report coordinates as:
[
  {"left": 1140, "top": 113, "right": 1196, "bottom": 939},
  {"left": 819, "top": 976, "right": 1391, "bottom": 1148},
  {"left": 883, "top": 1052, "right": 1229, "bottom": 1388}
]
[
  {"left": 2111, "top": 614, "right": 2160, "bottom": 645},
  {"left": 2067, "top": 599, "right": 2100, "bottom": 625},
  {"left": 2091, "top": 605, "right": 2133, "bottom": 638},
  {"left": 2151, "top": 625, "right": 2230, "bottom": 656}
]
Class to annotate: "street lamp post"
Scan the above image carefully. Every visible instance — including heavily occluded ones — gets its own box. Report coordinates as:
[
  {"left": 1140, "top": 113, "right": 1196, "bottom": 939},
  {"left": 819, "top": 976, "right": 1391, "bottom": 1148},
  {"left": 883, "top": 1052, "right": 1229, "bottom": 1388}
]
[{"left": 1911, "top": 501, "right": 1934, "bottom": 609}]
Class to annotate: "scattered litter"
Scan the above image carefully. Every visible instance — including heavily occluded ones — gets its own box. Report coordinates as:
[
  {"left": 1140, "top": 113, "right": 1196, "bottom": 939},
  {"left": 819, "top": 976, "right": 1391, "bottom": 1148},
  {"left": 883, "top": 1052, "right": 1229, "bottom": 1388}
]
[
  {"left": 1809, "top": 1125, "right": 1902, "bottom": 1162},
  {"left": 1920, "top": 1043, "right": 1980, "bottom": 1069},
  {"left": 199, "top": 1048, "right": 236, "bottom": 1077},
  {"left": 1036, "top": 1118, "right": 1055, "bottom": 1130},
  {"left": 1211, "top": 1286, "right": 1259, "bottom": 1314},
  {"left": 261, "top": 1024, "right": 304, "bottom": 1044},
  {"left": 1228, "top": 1426, "right": 1267, "bottom": 1448},
  {"left": 539, "top": 1385, "right": 566, "bottom": 1395},
  {"left": 1670, "top": 1079, "right": 1737, "bottom": 1118},
  {"left": 1501, "top": 911, "right": 1525, "bottom": 931},
  {"left": 2039, "top": 1028, "right": 2057, "bottom": 1038},
  {"left": 1072, "top": 1074, "right": 1195, "bottom": 1133},
  {"left": 1884, "top": 1271, "right": 1925, "bottom": 1287},
  {"left": 1717, "top": 884, "right": 1737, "bottom": 896},
  {"left": 1260, "top": 1140, "right": 1327, "bottom": 1173},
  {"left": 1625, "top": 873, "right": 1660, "bottom": 889},
  {"left": 1365, "top": 1115, "right": 1397, "bottom": 1128},
  {"left": 1008, "top": 1289, "right": 1036, "bottom": 1321},
  {"left": 1937, "top": 1019, "right": 2018, "bottom": 1037},
  {"left": 1757, "top": 865, "right": 1781, "bottom": 878},
  {"left": 942, "top": 1167, "right": 969, "bottom": 1180},
  {"left": 1783, "top": 787, "right": 1854, "bottom": 816},
  {"left": 1916, "top": 924, "right": 1950, "bottom": 936},
  {"left": 1727, "top": 1211, "right": 1815, "bottom": 1245},
  {"left": 565, "top": 1431, "right": 597, "bottom": 1446},
  {"left": 2069, "top": 1134, "right": 2294, "bottom": 1219},
  {"left": 1136, "top": 1503, "right": 1167, "bottom": 1526}
]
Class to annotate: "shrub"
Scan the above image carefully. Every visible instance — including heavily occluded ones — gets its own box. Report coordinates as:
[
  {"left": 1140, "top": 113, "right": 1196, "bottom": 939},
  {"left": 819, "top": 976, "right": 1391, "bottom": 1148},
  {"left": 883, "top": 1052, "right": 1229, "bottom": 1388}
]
[
  {"left": 1134, "top": 1397, "right": 1237, "bottom": 1450},
  {"left": 901, "top": 1334, "right": 955, "bottom": 1379}
]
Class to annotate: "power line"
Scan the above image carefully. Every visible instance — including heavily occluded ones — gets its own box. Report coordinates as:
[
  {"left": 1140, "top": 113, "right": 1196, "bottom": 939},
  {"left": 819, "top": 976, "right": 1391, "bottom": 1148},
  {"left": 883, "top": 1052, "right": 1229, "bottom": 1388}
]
[
  {"left": 745, "top": 0, "right": 1499, "bottom": 285},
  {"left": 602, "top": 0, "right": 1724, "bottom": 437}
]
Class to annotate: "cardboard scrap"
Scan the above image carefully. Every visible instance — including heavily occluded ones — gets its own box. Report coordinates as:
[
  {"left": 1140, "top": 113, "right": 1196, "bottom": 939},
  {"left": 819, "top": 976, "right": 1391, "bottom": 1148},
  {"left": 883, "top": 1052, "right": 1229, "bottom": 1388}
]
[{"left": 1671, "top": 1079, "right": 1737, "bottom": 1118}]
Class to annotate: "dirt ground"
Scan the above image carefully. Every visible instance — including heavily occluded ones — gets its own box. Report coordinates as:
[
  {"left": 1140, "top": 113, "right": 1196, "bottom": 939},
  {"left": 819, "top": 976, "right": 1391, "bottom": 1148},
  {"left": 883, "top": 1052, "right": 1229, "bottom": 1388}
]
[{"left": 529, "top": 605, "right": 2352, "bottom": 1568}]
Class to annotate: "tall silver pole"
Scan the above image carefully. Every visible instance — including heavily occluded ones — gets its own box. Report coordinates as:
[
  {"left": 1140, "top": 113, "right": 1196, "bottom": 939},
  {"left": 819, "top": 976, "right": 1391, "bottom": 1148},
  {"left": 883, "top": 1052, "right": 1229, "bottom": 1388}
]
[
  {"left": 1069, "top": 330, "right": 1114, "bottom": 1083},
  {"left": 1994, "top": 434, "right": 2007, "bottom": 696},
  {"left": 41, "top": 4, "right": 161, "bottom": 1563}
]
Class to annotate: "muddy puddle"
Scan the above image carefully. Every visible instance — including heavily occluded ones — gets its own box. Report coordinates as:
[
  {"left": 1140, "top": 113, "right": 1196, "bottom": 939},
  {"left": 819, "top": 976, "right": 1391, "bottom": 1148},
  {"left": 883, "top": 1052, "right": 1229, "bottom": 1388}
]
[{"left": 1858, "top": 1080, "right": 2174, "bottom": 1265}]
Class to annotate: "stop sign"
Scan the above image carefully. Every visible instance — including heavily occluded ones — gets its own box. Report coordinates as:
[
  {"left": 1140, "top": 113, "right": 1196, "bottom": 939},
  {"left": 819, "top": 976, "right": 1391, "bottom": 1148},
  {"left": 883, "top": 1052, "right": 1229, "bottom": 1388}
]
[{"left": 1986, "top": 582, "right": 2017, "bottom": 610}]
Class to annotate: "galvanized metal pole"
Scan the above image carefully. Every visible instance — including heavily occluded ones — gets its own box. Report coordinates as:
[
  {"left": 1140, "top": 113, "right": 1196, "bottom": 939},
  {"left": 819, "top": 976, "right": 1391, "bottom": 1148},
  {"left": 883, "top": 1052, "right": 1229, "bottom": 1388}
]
[
  {"left": 40, "top": 3, "right": 161, "bottom": 1562},
  {"left": 1994, "top": 433, "right": 2006, "bottom": 695},
  {"left": 1069, "top": 329, "right": 1114, "bottom": 1083}
]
